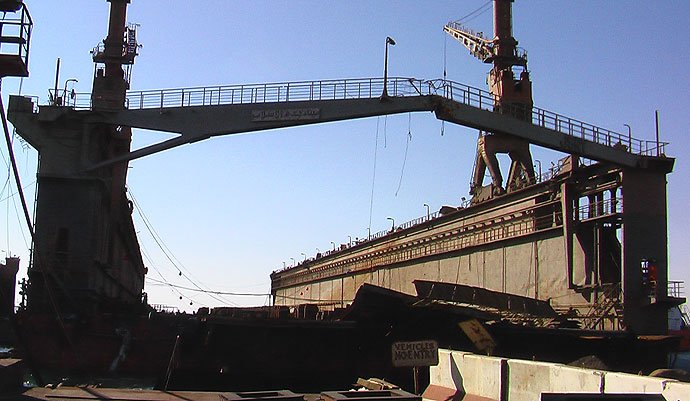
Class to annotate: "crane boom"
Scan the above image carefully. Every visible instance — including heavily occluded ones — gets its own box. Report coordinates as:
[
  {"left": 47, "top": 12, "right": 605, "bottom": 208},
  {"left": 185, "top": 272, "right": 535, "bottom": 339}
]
[{"left": 443, "top": 22, "right": 493, "bottom": 63}]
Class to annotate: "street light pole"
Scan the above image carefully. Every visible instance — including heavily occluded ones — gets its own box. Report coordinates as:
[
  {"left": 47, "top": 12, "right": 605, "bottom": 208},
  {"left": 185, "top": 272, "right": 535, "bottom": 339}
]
[
  {"left": 623, "top": 124, "right": 632, "bottom": 150},
  {"left": 382, "top": 36, "right": 396, "bottom": 97},
  {"left": 423, "top": 203, "right": 430, "bottom": 220},
  {"left": 331, "top": 241, "right": 336, "bottom": 251},
  {"left": 387, "top": 216, "right": 395, "bottom": 232},
  {"left": 63, "top": 78, "right": 78, "bottom": 106}
]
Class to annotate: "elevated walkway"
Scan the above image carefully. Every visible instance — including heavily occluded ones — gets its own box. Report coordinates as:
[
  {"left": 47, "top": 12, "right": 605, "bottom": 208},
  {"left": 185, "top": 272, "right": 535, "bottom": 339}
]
[{"left": 22, "top": 76, "right": 671, "bottom": 171}]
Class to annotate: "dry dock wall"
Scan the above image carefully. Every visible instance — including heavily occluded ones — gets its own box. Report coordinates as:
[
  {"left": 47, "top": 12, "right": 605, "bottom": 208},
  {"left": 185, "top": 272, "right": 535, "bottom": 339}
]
[
  {"left": 423, "top": 349, "right": 690, "bottom": 401},
  {"left": 275, "top": 234, "right": 585, "bottom": 309}
]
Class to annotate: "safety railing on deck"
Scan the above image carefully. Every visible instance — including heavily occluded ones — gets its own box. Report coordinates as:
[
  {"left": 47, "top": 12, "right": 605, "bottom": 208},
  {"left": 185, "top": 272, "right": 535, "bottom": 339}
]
[
  {"left": 0, "top": 3, "right": 32, "bottom": 65},
  {"left": 576, "top": 196, "right": 622, "bottom": 221},
  {"left": 425, "top": 79, "right": 667, "bottom": 157},
  {"left": 54, "top": 76, "right": 668, "bottom": 157},
  {"left": 669, "top": 281, "right": 685, "bottom": 298},
  {"left": 273, "top": 201, "right": 563, "bottom": 289}
]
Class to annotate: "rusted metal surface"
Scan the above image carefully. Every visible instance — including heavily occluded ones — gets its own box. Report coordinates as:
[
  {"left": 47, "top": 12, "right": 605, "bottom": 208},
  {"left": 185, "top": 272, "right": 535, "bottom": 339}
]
[
  {"left": 272, "top": 185, "right": 564, "bottom": 292},
  {"left": 413, "top": 280, "right": 558, "bottom": 319},
  {"left": 321, "top": 390, "right": 420, "bottom": 401},
  {"left": 5, "top": 388, "right": 305, "bottom": 401}
]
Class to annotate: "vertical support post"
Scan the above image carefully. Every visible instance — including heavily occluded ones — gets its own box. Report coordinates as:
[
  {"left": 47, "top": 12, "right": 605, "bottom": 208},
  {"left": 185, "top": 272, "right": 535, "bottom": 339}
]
[
  {"left": 382, "top": 36, "right": 395, "bottom": 98},
  {"left": 655, "top": 110, "right": 660, "bottom": 156},
  {"left": 53, "top": 58, "right": 60, "bottom": 105},
  {"left": 621, "top": 168, "right": 670, "bottom": 334},
  {"left": 561, "top": 182, "right": 575, "bottom": 288}
]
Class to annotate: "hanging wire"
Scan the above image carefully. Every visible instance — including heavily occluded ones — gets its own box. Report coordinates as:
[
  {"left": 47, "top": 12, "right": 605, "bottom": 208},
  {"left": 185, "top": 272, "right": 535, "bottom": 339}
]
[
  {"left": 395, "top": 113, "right": 413, "bottom": 197},
  {"left": 443, "top": 29, "right": 448, "bottom": 80},
  {"left": 140, "top": 233, "right": 206, "bottom": 306},
  {"left": 130, "top": 190, "right": 232, "bottom": 307},
  {"left": 368, "top": 117, "right": 380, "bottom": 235},
  {"left": 0, "top": 90, "right": 33, "bottom": 238},
  {"left": 2, "top": 162, "right": 9, "bottom": 252},
  {"left": 139, "top": 239, "right": 208, "bottom": 308},
  {"left": 455, "top": 0, "right": 492, "bottom": 25},
  {"left": 383, "top": 115, "right": 388, "bottom": 148},
  {"left": 146, "top": 277, "right": 269, "bottom": 297},
  {"left": 128, "top": 189, "right": 239, "bottom": 307},
  {"left": 9, "top": 191, "right": 30, "bottom": 250},
  {"left": 441, "top": 33, "right": 448, "bottom": 137}
]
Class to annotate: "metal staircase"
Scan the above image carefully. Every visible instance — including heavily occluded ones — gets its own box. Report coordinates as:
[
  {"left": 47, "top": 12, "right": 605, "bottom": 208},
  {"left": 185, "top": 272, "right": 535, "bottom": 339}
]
[{"left": 583, "top": 283, "right": 624, "bottom": 330}]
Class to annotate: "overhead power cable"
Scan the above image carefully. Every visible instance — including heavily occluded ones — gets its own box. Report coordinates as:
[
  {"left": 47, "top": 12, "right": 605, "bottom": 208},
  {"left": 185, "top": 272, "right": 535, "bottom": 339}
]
[
  {"left": 128, "top": 188, "right": 238, "bottom": 306},
  {"left": 139, "top": 242, "right": 204, "bottom": 307},
  {"left": 146, "top": 277, "right": 269, "bottom": 297}
]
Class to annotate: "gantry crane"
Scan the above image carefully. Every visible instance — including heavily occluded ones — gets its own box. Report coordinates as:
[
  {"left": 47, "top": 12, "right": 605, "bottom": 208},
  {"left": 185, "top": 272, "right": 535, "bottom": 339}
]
[{"left": 444, "top": 0, "right": 535, "bottom": 200}]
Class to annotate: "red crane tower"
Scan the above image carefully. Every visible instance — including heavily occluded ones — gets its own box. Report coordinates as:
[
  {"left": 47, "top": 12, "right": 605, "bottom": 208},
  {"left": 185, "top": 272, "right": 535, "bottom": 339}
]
[{"left": 445, "top": 0, "right": 535, "bottom": 201}]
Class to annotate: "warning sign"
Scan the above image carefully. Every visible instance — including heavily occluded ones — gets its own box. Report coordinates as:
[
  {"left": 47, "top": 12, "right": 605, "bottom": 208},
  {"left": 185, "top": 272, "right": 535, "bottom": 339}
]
[{"left": 391, "top": 340, "right": 439, "bottom": 367}]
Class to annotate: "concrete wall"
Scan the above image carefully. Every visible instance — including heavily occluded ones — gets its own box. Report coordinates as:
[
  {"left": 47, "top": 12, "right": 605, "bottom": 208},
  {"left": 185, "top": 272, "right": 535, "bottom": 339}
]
[{"left": 423, "top": 349, "right": 690, "bottom": 401}]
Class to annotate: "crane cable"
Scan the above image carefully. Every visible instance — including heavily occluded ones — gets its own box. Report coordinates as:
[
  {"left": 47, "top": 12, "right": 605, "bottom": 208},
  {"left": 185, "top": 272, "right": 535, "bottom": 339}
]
[
  {"left": 395, "top": 113, "right": 413, "bottom": 197},
  {"left": 0, "top": 87, "right": 32, "bottom": 237},
  {"left": 367, "top": 117, "right": 380, "bottom": 236},
  {"left": 456, "top": 1, "right": 492, "bottom": 25},
  {"left": 441, "top": 33, "right": 447, "bottom": 136}
]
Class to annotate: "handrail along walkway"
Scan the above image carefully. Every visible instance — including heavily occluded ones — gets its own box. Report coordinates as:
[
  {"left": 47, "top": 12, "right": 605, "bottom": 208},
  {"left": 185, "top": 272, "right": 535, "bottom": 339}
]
[{"left": 53, "top": 76, "right": 667, "bottom": 157}]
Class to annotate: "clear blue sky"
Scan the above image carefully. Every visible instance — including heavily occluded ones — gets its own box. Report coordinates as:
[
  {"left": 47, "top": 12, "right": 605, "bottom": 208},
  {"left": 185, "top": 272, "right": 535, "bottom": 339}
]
[{"left": 1, "top": 1, "right": 688, "bottom": 311}]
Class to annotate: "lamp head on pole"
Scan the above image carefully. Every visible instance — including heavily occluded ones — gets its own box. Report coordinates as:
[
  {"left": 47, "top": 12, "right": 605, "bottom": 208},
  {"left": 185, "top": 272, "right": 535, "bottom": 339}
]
[{"left": 386, "top": 36, "right": 396, "bottom": 46}]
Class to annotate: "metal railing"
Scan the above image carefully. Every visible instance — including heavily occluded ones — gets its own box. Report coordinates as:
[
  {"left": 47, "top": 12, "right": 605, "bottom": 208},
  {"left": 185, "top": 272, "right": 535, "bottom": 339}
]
[
  {"left": 272, "top": 196, "right": 477, "bottom": 273},
  {"left": 669, "top": 281, "right": 685, "bottom": 298},
  {"left": 273, "top": 200, "right": 563, "bottom": 289},
  {"left": 124, "top": 77, "right": 426, "bottom": 110},
  {"left": 51, "top": 76, "right": 667, "bottom": 157},
  {"left": 150, "top": 303, "right": 180, "bottom": 313},
  {"left": 0, "top": 3, "right": 32, "bottom": 65},
  {"left": 576, "top": 196, "right": 622, "bottom": 221},
  {"left": 426, "top": 79, "right": 668, "bottom": 156}
]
